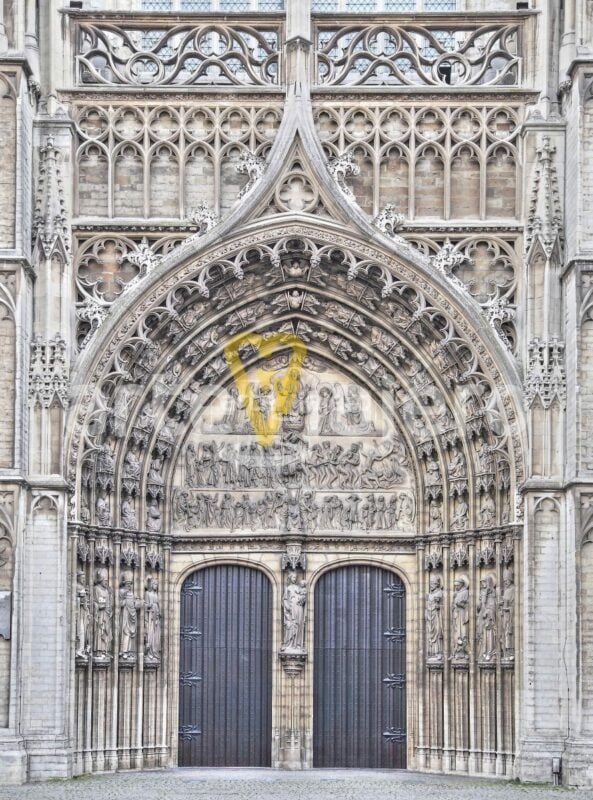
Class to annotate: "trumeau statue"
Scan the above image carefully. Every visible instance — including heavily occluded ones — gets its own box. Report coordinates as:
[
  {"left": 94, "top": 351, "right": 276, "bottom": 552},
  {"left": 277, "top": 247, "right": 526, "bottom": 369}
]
[
  {"left": 451, "top": 576, "right": 470, "bottom": 662},
  {"left": 119, "top": 572, "right": 141, "bottom": 660},
  {"left": 426, "top": 574, "right": 444, "bottom": 663},
  {"left": 144, "top": 577, "right": 161, "bottom": 663},
  {"left": 281, "top": 572, "right": 307, "bottom": 653},
  {"left": 93, "top": 568, "right": 113, "bottom": 661},
  {"left": 75, "top": 570, "right": 90, "bottom": 660},
  {"left": 477, "top": 573, "right": 498, "bottom": 663}
]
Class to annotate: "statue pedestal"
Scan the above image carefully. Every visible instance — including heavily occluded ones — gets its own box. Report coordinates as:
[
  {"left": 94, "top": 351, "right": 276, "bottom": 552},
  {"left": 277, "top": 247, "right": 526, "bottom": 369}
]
[{"left": 279, "top": 650, "right": 307, "bottom": 769}]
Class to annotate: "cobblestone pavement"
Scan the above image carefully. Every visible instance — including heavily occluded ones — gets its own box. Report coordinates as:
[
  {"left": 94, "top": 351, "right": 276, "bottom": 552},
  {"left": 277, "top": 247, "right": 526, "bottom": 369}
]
[{"left": 3, "top": 769, "right": 590, "bottom": 800}]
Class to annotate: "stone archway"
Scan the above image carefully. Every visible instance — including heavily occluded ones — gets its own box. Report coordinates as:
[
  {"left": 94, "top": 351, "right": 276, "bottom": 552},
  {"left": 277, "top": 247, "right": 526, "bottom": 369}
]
[{"left": 67, "top": 219, "right": 525, "bottom": 776}]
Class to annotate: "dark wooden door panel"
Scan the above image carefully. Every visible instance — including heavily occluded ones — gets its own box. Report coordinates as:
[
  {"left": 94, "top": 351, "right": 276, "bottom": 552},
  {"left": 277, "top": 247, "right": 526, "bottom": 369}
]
[
  {"left": 313, "top": 565, "right": 406, "bottom": 768},
  {"left": 179, "top": 565, "right": 272, "bottom": 766}
]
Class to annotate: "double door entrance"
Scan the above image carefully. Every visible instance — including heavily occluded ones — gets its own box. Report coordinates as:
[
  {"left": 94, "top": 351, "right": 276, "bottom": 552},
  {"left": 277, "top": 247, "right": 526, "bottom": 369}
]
[{"left": 178, "top": 564, "right": 406, "bottom": 768}]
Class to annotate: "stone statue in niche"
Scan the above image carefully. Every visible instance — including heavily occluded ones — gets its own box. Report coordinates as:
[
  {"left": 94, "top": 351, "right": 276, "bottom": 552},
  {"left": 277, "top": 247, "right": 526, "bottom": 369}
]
[
  {"left": 119, "top": 572, "right": 141, "bottom": 661},
  {"left": 281, "top": 572, "right": 307, "bottom": 653},
  {"left": 425, "top": 574, "right": 444, "bottom": 663},
  {"left": 477, "top": 573, "right": 498, "bottom": 663},
  {"left": 121, "top": 497, "right": 137, "bottom": 530},
  {"left": 144, "top": 576, "right": 161, "bottom": 663},
  {"left": 122, "top": 450, "right": 141, "bottom": 496},
  {"left": 317, "top": 385, "right": 338, "bottom": 434},
  {"left": 93, "top": 567, "right": 113, "bottom": 661},
  {"left": 451, "top": 496, "right": 469, "bottom": 531},
  {"left": 96, "top": 444, "right": 116, "bottom": 490},
  {"left": 428, "top": 500, "right": 443, "bottom": 533},
  {"left": 75, "top": 570, "right": 90, "bottom": 660},
  {"left": 146, "top": 499, "right": 161, "bottom": 532},
  {"left": 479, "top": 493, "right": 496, "bottom": 528},
  {"left": 80, "top": 497, "right": 90, "bottom": 525},
  {"left": 501, "top": 491, "right": 511, "bottom": 525},
  {"left": 425, "top": 457, "right": 441, "bottom": 489},
  {"left": 448, "top": 446, "right": 466, "bottom": 478},
  {"left": 451, "top": 576, "right": 470, "bottom": 662},
  {"left": 148, "top": 457, "right": 164, "bottom": 487},
  {"left": 96, "top": 492, "right": 111, "bottom": 526},
  {"left": 500, "top": 566, "right": 515, "bottom": 660}
]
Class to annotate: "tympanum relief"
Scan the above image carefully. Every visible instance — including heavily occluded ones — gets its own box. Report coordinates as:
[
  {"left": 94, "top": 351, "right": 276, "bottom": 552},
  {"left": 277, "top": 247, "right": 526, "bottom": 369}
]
[{"left": 172, "top": 366, "right": 416, "bottom": 535}]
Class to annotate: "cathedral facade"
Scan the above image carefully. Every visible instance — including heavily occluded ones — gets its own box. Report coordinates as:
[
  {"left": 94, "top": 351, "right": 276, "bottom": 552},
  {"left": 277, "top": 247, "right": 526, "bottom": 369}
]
[{"left": 0, "top": 0, "right": 593, "bottom": 787}]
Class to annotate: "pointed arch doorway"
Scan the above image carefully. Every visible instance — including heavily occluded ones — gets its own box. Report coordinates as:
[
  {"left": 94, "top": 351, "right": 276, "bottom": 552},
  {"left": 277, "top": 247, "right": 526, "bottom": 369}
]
[
  {"left": 313, "top": 565, "right": 407, "bottom": 768},
  {"left": 178, "top": 564, "right": 273, "bottom": 766}
]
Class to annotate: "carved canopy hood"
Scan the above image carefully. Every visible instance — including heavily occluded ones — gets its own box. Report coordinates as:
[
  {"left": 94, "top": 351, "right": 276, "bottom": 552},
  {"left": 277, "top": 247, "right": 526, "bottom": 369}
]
[{"left": 67, "top": 87, "right": 526, "bottom": 538}]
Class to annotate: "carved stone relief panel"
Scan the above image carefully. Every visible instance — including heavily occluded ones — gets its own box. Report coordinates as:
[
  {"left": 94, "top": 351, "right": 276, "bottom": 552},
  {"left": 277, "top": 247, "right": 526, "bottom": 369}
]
[{"left": 172, "top": 364, "right": 416, "bottom": 535}]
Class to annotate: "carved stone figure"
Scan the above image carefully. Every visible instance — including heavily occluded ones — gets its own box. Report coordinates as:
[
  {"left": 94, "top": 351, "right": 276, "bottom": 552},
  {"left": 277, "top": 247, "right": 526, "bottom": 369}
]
[
  {"left": 93, "top": 568, "right": 113, "bottom": 659},
  {"left": 344, "top": 384, "right": 374, "bottom": 433},
  {"left": 426, "top": 574, "right": 444, "bottom": 663},
  {"left": 281, "top": 572, "right": 307, "bottom": 652},
  {"left": 451, "top": 576, "right": 470, "bottom": 661},
  {"left": 479, "top": 493, "right": 496, "bottom": 528},
  {"left": 146, "top": 499, "right": 161, "bottom": 532},
  {"left": 96, "top": 493, "right": 111, "bottom": 526},
  {"left": 119, "top": 572, "right": 141, "bottom": 660},
  {"left": 500, "top": 566, "right": 515, "bottom": 660},
  {"left": 121, "top": 497, "right": 137, "bottom": 530},
  {"left": 96, "top": 444, "right": 115, "bottom": 491},
  {"left": 123, "top": 449, "right": 141, "bottom": 480},
  {"left": 428, "top": 500, "right": 443, "bottom": 533},
  {"left": 451, "top": 497, "right": 469, "bottom": 531},
  {"left": 477, "top": 574, "right": 497, "bottom": 662},
  {"left": 144, "top": 577, "right": 161, "bottom": 662},
  {"left": 80, "top": 497, "right": 91, "bottom": 525},
  {"left": 75, "top": 570, "right": 90, "bottom": 659},
  {"left": 111, "top": 385, "right": 131, "bottom": 438},
  {"left": 448, "top": 446, "right": 466, "bottom": 478},
  {"left": 399, "top": 492, "right": 415, "bottom": 525},
  {"left": 317, "top": 385, "right": 337, "bottom": 434}
]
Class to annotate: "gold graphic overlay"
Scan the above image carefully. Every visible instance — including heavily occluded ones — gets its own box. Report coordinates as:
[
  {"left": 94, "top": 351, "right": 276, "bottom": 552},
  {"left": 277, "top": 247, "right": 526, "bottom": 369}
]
[{"left": 223, "top": 331, "right": 307, "bottom": 447}]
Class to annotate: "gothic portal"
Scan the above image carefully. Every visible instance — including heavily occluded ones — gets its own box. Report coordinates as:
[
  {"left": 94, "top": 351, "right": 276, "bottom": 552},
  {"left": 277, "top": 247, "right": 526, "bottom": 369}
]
[{"left": 1, "top": 0, "right": 593, "bottom": 789}]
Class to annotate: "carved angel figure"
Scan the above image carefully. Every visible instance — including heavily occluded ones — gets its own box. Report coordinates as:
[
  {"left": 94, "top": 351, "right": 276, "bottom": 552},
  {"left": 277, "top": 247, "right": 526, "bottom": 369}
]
[
  {"left": 281, "top": 572, "right": 307, "bottom": 652},
  {"left": 425, "top": 574, "right": 444, "bottom": 662}
]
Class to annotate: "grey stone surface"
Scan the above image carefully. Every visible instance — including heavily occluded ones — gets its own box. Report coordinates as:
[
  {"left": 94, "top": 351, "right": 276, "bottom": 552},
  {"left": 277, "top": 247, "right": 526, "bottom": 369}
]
[{"left": 1, "top": 770, "right": 587, "bottom": 800}]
